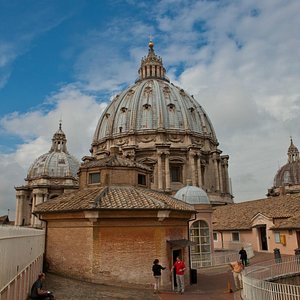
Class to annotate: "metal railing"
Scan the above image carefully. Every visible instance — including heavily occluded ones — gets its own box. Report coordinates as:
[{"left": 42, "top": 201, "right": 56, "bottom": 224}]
[
  {"left": 0, "top": 226, "right": 45, "bottom": 300},
  {"left": 242, "top": 257, "right": 300, "bottom": 300},
  {"left": 191, "top": 243, "right": 254, "bottom": 268},
  {"left": 0, "top": 255, "right": 43, "bottom": 300}
]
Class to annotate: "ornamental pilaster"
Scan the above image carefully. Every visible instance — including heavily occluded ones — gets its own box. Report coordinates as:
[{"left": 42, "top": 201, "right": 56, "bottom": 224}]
[
  {"left": 157, "top": 151, "right": 163, "bottom": 190},
  {"left": 197, "top": 152, "right": 202, "bottom": 187},
  {"left": 189, "top": 149, "right": 197, "bottom": 186},
  {"left": 31, "top": 189, "right": 48, "bottom": 228},
  {"left": 221, "top": 155, "right": 229, "bottom": 194},
  {"left": 212, "top": 152, "right": 220, "bottom": 191},
  {"left": 164, "top": 150, "right": 171, "bottom": 191}
]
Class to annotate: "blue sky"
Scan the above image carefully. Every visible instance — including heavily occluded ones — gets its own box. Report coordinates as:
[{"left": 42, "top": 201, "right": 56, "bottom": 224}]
[{"left": 1, "top": 0, "right": 300, "bottom": 218}]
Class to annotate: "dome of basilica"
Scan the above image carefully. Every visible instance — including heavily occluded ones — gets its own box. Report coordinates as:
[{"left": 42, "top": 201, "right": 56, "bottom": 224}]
[
  {"left": 27, "top": 123, "right": 80, "bottom": 179},
  {"left": 93, "top": 42, "right": 216, "bottom": 144},
  {"left": 174, "top": 184, "right": 210, "bottom": 205},
  {"left": 90, "top": 41, "right": 233, "bottom": 205}
]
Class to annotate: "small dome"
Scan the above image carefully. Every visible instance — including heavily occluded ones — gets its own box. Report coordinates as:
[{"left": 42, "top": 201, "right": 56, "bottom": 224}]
[
  {"left": 27, "top": 123, "right": 80, "bottom": 179},
  {"left": 273, "top": 138, "right": 300, "bottom": 186},
  {"left": 174, "top": 185, "right": 210, "bottom": 205},
  {"left": 273, "top": 161, "right": 300, "bottom": 186}
]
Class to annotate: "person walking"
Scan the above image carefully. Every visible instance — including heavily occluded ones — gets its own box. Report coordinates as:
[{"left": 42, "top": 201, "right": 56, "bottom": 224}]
[
  {"left": 230, "top": 261, "right": 244, "bottom": 291},
  {"left": 171, "top": 256, "right": 186, "bottom": 294},
  {"left": 239, "top": 247, "right": 248, "bottom": 266},
  {"left": 152, "top": 259, "right": 166, "bottom": 294}
]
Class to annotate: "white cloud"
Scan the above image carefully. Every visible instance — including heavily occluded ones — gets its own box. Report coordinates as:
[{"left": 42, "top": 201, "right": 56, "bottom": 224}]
[
  {"left": 0, "top": 84, "right": 107, "bottom": 217},
  {"left": 151, "top": 0, "right": 300, "bottom": 201}
]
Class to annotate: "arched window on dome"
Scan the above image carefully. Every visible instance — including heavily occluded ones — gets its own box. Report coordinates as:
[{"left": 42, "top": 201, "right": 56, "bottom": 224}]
[
  {"left": 190, "top": 220, "right": 211, "bottom": 267},
  {"left": 283, "top": 171, "right": 291, "bottom": 184}
]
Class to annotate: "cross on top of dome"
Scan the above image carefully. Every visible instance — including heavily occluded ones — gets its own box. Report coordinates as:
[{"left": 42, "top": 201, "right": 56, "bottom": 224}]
[{"left": 137, "top": 39, "right": 169, "bottom": 82}]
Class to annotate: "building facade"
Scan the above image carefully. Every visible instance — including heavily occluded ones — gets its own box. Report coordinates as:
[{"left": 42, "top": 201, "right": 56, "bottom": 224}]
[{"left": 213, "top": 195, "right": 300, "bottom": 255}]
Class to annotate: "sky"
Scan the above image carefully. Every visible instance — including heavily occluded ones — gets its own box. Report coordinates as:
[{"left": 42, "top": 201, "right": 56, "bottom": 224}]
[{"left": 0, "top": 0, "right": 300, "bottom": 218}]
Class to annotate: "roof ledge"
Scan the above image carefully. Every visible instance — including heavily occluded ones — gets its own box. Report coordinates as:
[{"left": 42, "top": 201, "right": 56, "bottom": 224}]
[
  {"left": 84, "top": 211, "right": 100, "bottom": 222},
  {"left": 157, "top": 210, "right": 170, "bottom": 221}
]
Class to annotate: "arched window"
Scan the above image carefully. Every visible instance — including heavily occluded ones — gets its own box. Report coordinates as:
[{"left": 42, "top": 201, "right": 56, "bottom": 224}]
[
  {"left": 190, "top": 220, "right": 211, "bottom": 267},
  {"left": 283, "top": 171, "right": 291, "bottom": 184}
]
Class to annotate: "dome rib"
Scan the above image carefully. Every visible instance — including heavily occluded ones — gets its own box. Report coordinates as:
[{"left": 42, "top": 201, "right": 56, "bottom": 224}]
[
  {"left": 93, "top": 78, "right": 218, "bottom": 142},
  {"left": 174, "top": 185, "right": 210, "bottom": 205}
]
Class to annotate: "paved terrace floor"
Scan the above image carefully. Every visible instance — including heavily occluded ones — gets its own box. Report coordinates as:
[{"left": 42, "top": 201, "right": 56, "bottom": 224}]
[{"left": 44, "top": 252, "right": 280, "bottom": 300}]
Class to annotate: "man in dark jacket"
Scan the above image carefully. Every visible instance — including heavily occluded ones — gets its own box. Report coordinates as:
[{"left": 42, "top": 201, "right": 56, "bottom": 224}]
[{"left": 239, "top": 247, "right": 248, "bottom": 266}]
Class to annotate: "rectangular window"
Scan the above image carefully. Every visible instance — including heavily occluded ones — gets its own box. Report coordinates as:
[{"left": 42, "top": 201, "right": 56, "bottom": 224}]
[
  {"left": 138, "top": 174, "right": 146, "bottom": 185},
  {"left": 213, "top": 232, "right": 218, "bottom": 242},
  {"left": 171, "top": 165, "right": 182, "bottom": 182},
  {"left": 274, "top": 232, "right": 280, "bottom": 243},
  {"left": 232, "top": 232, "right": 240, "bottom": 242},
  {"left": 89, "top": 173, "right": 100, "bottom": 184}
]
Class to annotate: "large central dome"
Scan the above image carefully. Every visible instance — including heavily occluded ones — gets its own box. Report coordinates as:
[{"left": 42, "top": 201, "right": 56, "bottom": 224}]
[
  {"left": 93, "top": 42, "right": 216, "bottom": 143},
  {"left": 91, "top": 41, "right": 233, "bottom": 204}
]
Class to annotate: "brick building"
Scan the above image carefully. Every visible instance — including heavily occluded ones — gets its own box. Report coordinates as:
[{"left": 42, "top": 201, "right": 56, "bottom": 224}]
[{"left": 35, "top": 147, "right": 196, "bottom": 288}]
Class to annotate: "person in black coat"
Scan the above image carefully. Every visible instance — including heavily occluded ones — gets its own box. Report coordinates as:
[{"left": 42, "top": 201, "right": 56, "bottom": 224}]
[
  {"left": 152, "top": 259, "right": 166, "bottom": 293},
  {"left": 239, "top": 247, "right": 248, "bottom": 266}
]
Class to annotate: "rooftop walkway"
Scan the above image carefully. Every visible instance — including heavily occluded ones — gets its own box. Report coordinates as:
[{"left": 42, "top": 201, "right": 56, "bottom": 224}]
[{"left": 45, "top": 252, "right": 279, "bottom": 300}]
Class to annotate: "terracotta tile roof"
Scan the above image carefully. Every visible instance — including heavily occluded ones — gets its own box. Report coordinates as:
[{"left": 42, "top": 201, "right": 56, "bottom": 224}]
[
  {"left": 81, "top": 155, "right": 151, "bottom": 171},
  {"left": 34, "top": 186, "right": 195, "bottom": 213},
  {"left": 212, "top": 194, "right": 300, "bottom": 230},
  {"left": 271, "top": 211, "right": 300, "bottom": 229}
]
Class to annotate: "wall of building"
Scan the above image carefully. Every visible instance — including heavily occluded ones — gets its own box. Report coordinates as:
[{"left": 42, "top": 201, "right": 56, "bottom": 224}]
[
  {"left": 268, "top": 229, "right": 298, "bottom": 255},
  {"left": 44, "top": 203, "right": 190, "bottom": 289},
  {"left": 79, "top": 167, "right": 150, "bottom": 189},
  {"left": 213, "top": 228, "right": 298, "bottom": 256},
  {"left": 46, "top": 219, "right": 93, "bottom": 279},
  {"left": 44, "top": 212, "right": 191, "bottom": 288}
]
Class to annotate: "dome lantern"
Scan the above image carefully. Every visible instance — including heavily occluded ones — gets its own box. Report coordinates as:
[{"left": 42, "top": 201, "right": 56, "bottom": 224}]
[
  {"left": 288, "top": 137, "right": 299, "bottom": 163},
  {"left": 137, "top": 40, "right": 169, "bottom": 82},
  {"left": 50, "top": 121, "right": 68, "bottom": 153}
]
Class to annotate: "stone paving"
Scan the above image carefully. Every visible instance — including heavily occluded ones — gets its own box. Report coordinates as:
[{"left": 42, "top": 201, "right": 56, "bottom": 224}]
[{"left": 44, "top": 252, "right": 279, "bottom": 300}]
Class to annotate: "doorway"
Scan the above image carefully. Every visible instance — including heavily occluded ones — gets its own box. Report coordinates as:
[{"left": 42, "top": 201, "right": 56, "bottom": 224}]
[
  {"left": 258, "top": 226, "right": 268, "bottom": 251},
  {"left": 172, "top": 249, "right": 182, "bottom": 290},
  {"left": 296, "top": 231, "right": 300, "bottom": 248}
]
